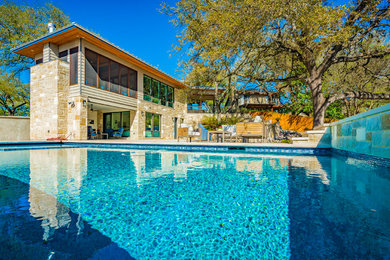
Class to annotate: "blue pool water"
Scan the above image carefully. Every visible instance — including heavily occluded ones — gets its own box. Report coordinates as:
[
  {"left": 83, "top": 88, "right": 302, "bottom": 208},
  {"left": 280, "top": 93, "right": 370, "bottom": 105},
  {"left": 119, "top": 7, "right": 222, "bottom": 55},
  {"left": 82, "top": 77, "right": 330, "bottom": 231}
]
[{"left": 0, "top": 147, "right": 390, "bottom": 259}]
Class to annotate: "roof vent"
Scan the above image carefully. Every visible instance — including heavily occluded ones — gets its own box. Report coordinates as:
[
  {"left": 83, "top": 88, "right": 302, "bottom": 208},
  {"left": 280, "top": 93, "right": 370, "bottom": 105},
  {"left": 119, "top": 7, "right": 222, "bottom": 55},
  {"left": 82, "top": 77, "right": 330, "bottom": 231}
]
[{"left": 48, "top": 22, "right": 56, "bottom": 33}]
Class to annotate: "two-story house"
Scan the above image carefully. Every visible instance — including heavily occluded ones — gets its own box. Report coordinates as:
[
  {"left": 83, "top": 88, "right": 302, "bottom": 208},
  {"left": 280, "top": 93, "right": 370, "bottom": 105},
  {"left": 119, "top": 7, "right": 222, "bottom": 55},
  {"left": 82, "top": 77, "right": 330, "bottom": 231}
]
[{"left": 14, "top": 23, "right": 187, "bottom": 140}]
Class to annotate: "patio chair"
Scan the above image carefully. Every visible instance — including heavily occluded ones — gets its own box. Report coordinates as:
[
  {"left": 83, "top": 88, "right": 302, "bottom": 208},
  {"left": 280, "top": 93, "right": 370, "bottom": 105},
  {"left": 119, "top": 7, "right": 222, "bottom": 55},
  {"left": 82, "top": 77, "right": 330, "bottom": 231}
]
[
  {"left": 113, "top": 128, "right": 124, "bottom": 138},
  {"left": 178, "top": 124, "right": 200, "bottom": 142},
  {"left": 88, "top": 126, "right": 97, "bottom": 139},
  {"left": 198, "top": 124, "right": 209, "bottom": 141},
  {"left": 222, "top": 125, "right": 237, "bottom": 142}
]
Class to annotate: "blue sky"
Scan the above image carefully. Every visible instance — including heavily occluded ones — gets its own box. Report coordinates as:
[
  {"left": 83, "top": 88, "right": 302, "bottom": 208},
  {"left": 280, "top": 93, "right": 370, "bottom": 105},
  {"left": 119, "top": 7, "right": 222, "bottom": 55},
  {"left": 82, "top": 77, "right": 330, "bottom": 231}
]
[
  {"left": 19, "top": 0, "right": 353, "bottom": 83},
  {"left": 28, "top": 0, "right": 183, "bottom": 80}
]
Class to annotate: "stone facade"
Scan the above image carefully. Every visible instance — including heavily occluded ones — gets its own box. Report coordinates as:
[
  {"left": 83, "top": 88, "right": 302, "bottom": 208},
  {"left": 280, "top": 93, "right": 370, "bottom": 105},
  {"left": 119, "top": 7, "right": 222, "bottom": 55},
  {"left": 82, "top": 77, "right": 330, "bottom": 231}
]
[
  {"left": 330, "top": 104, "right": 390, "bottom": 159},
  {"left": 30, "top": 59, "right": 88, "bottom": 140},
  {"left": 134, "top": 87, "right": 187, "bottom": 140}
]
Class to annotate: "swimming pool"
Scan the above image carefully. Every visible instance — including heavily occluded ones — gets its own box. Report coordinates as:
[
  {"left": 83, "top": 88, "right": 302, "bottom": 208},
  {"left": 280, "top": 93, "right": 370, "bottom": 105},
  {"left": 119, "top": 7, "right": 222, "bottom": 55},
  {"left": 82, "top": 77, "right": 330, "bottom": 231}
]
[{"left": 1, "top": 146, "right": 389, "bottom": 259}]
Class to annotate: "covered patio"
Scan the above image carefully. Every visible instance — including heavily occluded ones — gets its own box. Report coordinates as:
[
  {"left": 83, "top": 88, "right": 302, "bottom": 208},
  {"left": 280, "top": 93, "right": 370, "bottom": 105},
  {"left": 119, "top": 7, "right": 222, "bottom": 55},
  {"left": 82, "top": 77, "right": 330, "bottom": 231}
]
[{"left": 86, "top": 101, "right": 137, "bottom": 140}]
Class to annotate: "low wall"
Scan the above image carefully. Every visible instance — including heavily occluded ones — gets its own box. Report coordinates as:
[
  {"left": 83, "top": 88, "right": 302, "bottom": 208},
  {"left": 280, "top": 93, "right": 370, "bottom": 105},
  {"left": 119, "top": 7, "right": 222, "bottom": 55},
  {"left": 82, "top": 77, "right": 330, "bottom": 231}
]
[
  {"left": 330, "top": 104, "right": 390, "bottom": 159},
  {"left": 0, "top": 116, "right": 30, "bottom": 141}
]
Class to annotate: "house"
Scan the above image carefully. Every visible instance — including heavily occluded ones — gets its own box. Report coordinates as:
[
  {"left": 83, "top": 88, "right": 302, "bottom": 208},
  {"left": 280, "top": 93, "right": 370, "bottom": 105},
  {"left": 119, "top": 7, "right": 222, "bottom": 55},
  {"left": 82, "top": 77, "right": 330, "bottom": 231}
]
[
  {"left": 187, "top": 88, "right": 281, "bottom": 113},
  {"left": 237, "top": 91, "right": 281, "bottom": 111},
  {"left": 14, "top": 23, "right": 187, "bottom": 140}
]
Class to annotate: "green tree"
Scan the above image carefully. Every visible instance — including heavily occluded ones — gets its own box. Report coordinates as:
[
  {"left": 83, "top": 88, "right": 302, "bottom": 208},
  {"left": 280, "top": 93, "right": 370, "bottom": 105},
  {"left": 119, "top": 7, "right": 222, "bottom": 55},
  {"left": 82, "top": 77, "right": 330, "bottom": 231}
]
[
  {"left": 0, "top": 0, "right": 70, "bottom": 115},
  {"left": 0, "top": 72, "right": 29, "bottom": 115},
  {"left": 164, "top": 0, "right": 390, "bottom": 129}
]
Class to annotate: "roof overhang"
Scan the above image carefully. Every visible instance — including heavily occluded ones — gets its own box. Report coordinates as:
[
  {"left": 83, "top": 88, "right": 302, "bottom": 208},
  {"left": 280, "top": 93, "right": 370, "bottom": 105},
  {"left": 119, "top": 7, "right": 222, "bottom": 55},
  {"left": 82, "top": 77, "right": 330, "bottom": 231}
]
[{"left": 13, "top": 24, "right": 186, "bottom": 89}]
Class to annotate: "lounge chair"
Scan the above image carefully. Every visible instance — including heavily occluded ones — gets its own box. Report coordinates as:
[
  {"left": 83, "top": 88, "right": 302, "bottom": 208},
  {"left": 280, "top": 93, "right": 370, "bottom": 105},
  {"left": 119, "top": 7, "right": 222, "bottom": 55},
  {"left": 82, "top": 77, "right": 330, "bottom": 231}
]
[
  {"left": 113, "top": 128, "right": 124, "bottom": 138},
  {"left": 88, "top": 126, "right": 97, "bottom": 139},
  {"left": 198, "top": 124, "right": 209, "bottom": 141}
]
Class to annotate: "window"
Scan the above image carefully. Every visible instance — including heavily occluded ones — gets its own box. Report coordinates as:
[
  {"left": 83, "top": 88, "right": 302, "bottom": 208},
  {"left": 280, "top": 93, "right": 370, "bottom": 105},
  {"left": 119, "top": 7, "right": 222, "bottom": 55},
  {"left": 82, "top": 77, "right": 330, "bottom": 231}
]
[
  {"left": 59, "top": 50, "right": 68, "bottom": 62},
  {"left": 35, "top": 58, "right": 43, "bottom": 65},
  {"left": 85, "top": 49, "right": 98, "bottom": 86},
  {"left": 152, "top": 79, "right": 160, "bottom": 104},
  {"left": 143, "top": 75, "right": 174, "bottom": 108},
  {"left": 145, "top": 112, "right": 160, "bottom": 138},
  {"left": 129, "top": 69, "right": 137, "bottom": 97},
  {"left": 85, "top": 48, "right": 138, "bottom": 97},
  {"left": 120, "top": 66, "right": 128, "bottom": 96},
  {"left": 143, "top": 75, "right": 152, "bottom": 101},
  {"left": 160, "top": 84, "right": 167, "bottom": 106},
  {"left": 69, "top": 47, "right": 78, "bottom": 85},
  {"left": 98, "top": 56, "right": 109, "bottom": 90},
  {"left": 110, "top": 61, "right": 120, "bottom": 93},
  {"left": 167, "top": 86, "right": 174, "bottom": 108}
]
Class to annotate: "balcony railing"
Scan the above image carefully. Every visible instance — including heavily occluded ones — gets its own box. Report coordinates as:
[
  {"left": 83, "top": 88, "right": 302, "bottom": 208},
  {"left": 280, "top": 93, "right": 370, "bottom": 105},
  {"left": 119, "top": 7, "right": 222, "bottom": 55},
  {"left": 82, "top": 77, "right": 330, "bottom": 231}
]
[{"left": 187, "top": 103, "right": 212, "bottom": 113}]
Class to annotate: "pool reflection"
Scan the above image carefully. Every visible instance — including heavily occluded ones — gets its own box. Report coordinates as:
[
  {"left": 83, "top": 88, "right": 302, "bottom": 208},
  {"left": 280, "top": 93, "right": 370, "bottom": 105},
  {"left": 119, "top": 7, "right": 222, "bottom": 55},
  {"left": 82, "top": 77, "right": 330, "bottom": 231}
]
[{"left": 1, "top": 148, "right": 389, "bottom": 258}]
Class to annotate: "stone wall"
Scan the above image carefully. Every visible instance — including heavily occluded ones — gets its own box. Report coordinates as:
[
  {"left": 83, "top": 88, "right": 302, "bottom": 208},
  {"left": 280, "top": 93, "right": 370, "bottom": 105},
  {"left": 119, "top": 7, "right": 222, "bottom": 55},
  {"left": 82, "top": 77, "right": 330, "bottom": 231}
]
[
  {"left": 30, "top": 59, "right": 88, "bottom": 140},
  {"left": 135, "top": 88, "right": 187, "bottom": 140},
  {"left": 0, "top": 116, "right": 30, "bottom": 141},
  {"left": 30, "top": 60, "right": 70, "bottom": 140},
  {"left": 330, "top": 104, "right": 390, "bottom": 159}
]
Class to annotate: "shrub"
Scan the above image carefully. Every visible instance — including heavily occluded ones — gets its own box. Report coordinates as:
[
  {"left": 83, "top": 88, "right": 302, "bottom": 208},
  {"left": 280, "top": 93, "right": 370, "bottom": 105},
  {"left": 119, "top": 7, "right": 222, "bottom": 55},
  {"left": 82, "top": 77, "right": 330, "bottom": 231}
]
[{"left": 200, "top": 115, "right": 244, "bottom": 130}]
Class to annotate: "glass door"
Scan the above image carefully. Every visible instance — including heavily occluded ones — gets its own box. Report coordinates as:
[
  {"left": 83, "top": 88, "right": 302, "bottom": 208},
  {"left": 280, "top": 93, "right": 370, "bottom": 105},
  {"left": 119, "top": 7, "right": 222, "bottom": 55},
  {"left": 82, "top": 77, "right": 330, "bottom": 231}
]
[
  {"left": 145, "top": 112, "right": 160, "bottom": 137},
  {"left": 103, "top": 113, "right": 112, "bottom": 133}
]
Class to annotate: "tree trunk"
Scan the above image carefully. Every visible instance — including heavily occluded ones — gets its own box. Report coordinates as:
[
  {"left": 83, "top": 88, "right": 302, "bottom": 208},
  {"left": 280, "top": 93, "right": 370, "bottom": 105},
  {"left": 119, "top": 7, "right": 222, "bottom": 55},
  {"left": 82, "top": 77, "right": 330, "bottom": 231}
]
[{"left": 308, "top": 75, "right": 326, "bottom": 129}]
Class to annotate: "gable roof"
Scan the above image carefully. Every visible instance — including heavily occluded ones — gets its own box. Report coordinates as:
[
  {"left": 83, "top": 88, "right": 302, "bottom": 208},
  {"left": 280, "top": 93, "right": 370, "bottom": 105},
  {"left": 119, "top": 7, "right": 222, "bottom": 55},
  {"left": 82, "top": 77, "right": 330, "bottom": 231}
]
[{"left": 13, "top": 23, "right": 186, "bottom": 88}]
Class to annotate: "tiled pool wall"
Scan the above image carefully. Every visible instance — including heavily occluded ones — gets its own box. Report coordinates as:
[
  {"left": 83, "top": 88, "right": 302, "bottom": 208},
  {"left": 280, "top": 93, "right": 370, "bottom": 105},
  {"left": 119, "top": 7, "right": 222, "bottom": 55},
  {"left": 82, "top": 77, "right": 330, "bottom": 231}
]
[
  {"left": 330, "top": 104, "right": 390, "bottom": 160},
  {"left": 68, "top": 142, "right": 333, "bottom": 156},
  {"left": 0, "top": 141, "right": 331, "bottom": 156}
]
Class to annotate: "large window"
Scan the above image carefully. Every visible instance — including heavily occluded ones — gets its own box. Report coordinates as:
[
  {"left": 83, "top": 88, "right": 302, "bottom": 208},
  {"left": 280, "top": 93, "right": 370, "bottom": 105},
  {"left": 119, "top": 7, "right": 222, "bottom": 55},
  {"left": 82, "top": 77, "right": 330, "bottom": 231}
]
[
  {"left": 145, "top": 112, "right": 160, "bottom": 137},
  {"left": 59, "top": 50, "right": 68, "bottom": 62},
  {"left": 143, "top": 75, "right": 174, "bottom": 108},
  {"left": 98, "top": 56, "right": 109, "bottom": 90},
  {"left": 70, "top": 47, "right": 78, "bottom": 85},
  {"left": 84, "top": 48, "right": 138, "bottom": 97},
  {"left": 85, "top": 49, "right": 98, "bottom": 87},
  {"left": 110, "top": 62, "right": 120, "bottom": 93}
]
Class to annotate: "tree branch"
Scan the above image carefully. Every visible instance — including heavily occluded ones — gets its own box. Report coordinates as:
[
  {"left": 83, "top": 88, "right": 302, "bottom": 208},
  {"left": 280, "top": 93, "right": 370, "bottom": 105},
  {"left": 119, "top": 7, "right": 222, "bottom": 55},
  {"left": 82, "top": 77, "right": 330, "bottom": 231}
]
[{"left": 326, "top": 91, "right": 390, "bottom": 106}]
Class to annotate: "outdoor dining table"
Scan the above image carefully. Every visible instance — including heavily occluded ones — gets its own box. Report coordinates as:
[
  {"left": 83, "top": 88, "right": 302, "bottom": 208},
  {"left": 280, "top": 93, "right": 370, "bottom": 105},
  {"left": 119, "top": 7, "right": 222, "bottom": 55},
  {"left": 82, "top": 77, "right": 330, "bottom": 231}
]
[{"left": 208, "top": 130, "right": 232, "bottom": 143}]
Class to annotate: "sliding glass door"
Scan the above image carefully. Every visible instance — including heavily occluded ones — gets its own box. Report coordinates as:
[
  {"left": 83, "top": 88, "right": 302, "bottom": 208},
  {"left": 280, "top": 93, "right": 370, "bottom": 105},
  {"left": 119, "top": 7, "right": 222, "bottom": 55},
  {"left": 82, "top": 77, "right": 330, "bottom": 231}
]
[
  {"left": 103, "top": 111, "right": 131, "bottom": 135},
  {"left": 145, "top": 112, "right": 160, "bottom": 137}
]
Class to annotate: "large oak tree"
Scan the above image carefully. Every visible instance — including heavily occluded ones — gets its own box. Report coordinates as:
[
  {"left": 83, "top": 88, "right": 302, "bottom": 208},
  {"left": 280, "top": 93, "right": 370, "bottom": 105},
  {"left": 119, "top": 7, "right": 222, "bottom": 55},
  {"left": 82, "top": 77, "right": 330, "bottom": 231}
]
[
  {"left": 0, "top": 0, "right": 69, "bottom": 115},
  {"left": 164, "top": 0, "right": 390, "bottom": 128}
]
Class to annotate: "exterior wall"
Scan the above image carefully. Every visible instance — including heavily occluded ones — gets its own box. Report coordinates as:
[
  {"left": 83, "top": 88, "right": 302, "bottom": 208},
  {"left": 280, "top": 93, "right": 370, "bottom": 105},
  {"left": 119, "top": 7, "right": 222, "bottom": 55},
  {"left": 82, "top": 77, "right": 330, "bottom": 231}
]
[
  {"left": 183, "top": 113, "right": 211, "bottom": 127},
  {"left": 30, "top": 60, "right": 69, "bottom": 140},
  {"left": 30, "top": 59, "right": 87, "bottom": 140},
  {"left": 330, "top": 104, "right": 390, "bottom": 159},
  {"left": 0, "top": 116, "right": 30, "bottom": 141},
  {"left": 136, "top": 87, "right": 186, "bottom": 139}
]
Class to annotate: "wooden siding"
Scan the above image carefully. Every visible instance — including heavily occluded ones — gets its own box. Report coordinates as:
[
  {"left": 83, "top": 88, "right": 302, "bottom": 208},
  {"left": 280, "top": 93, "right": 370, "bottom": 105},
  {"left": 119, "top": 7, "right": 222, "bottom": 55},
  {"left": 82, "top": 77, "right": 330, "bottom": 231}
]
[{"left": 81, "top": 85, "right": 137, "bottom": 110}]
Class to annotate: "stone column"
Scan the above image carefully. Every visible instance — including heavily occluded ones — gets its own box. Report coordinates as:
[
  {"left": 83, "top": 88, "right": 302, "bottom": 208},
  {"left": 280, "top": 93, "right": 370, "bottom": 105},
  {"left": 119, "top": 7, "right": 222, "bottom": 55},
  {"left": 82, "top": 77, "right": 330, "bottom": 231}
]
[
  {"left": 30, "top": 60, "right": 69, "bottom": 140},
  {"left": 66, "top": 97, "right": 88, "bottom": 140}
]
